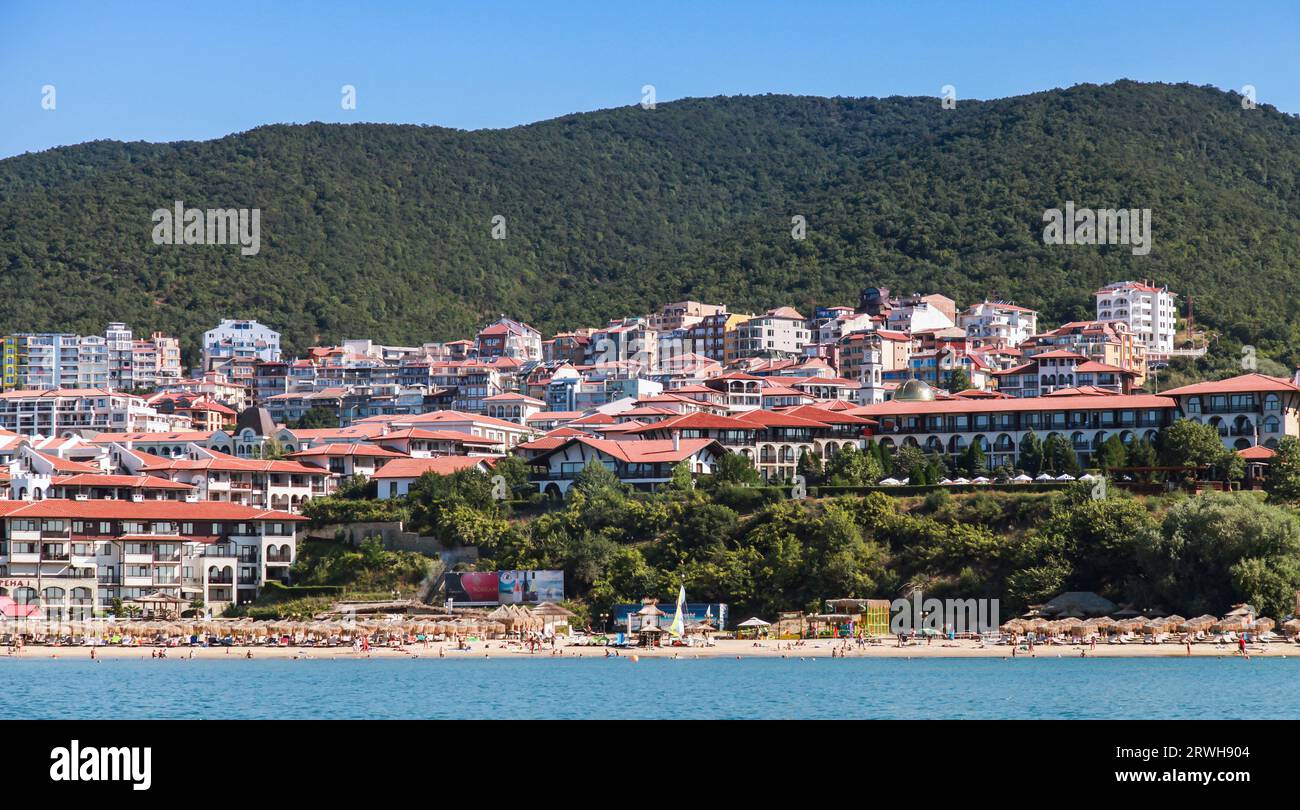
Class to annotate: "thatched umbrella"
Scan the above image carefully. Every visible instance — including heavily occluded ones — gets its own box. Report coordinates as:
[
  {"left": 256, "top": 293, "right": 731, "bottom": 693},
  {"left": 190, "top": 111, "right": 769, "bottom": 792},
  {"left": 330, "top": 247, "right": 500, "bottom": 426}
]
[
  {"left": 1179, "top": 615, "right": 1217, "bottom": 633},
  {"left": 999, "top": 619, "right": 1028, "bottom": 634},
  {"left": 1282, "top": 618, "right": 1300, "bottom": 637},
  {"left": 1088, "top": 617, "right": 1117, "bottom": 633},
  {"left": 1254, "top": 617, "right": 1276, "bottom": 634},
  {"left": 1214, "top": 616, "right": 1250, "bottom": 634}
]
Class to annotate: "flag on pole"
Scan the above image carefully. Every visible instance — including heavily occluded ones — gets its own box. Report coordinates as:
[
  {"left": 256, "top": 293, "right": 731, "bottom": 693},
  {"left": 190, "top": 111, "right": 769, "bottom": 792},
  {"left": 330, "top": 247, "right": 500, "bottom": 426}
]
[{"left": 669, "top": 584, "right": 686, "bottom": 638}]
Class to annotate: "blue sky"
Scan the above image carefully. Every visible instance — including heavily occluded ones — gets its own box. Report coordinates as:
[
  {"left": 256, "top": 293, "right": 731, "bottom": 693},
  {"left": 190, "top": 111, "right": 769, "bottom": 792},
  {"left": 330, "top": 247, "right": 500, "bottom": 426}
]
[{"left": 1, "top": 0, "right": 1297, "bottom": 159}]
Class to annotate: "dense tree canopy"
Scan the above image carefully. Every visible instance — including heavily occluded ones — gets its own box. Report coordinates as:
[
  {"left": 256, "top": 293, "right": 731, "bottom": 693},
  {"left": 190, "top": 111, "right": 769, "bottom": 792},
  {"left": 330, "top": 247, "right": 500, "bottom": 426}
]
[{"left": 3, "top": 81, "right": 1300, "bottom": 367}]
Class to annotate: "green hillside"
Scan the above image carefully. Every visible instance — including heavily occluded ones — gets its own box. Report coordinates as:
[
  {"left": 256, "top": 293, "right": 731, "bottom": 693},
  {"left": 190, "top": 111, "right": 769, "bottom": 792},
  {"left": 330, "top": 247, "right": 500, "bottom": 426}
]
[{"left": 1, "top": 80, "right": 1298, "bottom": 363}]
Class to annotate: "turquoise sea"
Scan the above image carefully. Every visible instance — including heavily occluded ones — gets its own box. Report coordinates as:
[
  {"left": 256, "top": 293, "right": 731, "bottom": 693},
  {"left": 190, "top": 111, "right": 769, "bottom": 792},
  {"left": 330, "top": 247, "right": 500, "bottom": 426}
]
[{"left": 2, "top": 656, "right": 1295, "bottom": 719}]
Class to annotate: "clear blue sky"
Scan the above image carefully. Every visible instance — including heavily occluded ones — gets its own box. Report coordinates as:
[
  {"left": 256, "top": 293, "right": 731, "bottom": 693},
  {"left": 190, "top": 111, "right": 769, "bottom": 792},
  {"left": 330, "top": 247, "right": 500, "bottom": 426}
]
[{"left": 1, "top": 0, "right": 1297, "bottom": 159}]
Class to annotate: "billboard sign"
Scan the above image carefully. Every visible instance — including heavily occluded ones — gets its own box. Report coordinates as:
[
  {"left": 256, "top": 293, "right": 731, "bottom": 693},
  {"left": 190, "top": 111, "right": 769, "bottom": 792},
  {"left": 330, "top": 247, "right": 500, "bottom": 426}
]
[{"left": 498, "top": 570, "right": 565, "bottom": 604}]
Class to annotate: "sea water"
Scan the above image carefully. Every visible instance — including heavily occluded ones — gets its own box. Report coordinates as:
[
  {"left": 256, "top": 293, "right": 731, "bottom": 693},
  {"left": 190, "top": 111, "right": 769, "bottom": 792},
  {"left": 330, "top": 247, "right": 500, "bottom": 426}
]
[{"left": 1, "top": 656, "right": 1293, "bottom": 719}]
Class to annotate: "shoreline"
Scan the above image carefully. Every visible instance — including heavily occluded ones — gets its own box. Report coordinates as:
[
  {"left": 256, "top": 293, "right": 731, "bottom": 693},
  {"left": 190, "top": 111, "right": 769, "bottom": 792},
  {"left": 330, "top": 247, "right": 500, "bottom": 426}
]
[{"left": 3, "top": 638, "right": 1295, "bottom": 661}]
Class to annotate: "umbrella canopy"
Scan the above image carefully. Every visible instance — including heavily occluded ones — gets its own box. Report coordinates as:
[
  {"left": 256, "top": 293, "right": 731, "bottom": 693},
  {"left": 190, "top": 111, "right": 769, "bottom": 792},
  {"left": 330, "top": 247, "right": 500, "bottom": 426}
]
[
  {"left": 1011, "top": 474, "right": 1033, "bottom": 482},
  {"left": 1034, "top": 473, "right": 1054, "bottom": 481},
  {"left": 737, "top": 617, "right": 771, "bottom": 628},
  {"left": 1056, "top": 473, "right": 1076, "bottom": 481}
]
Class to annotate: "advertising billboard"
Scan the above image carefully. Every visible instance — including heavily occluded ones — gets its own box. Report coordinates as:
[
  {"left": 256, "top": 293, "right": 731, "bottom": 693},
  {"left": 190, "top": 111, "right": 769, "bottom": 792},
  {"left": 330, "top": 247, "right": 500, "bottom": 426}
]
[
  {"left": 448, "top": 571, "right": 565, "bottom": 606},
  {"left": 498, "top": 570, "right": 565, "bottom": 604},
  {"left": 444, "top": 571, "right": 500, "bottom": 605}
]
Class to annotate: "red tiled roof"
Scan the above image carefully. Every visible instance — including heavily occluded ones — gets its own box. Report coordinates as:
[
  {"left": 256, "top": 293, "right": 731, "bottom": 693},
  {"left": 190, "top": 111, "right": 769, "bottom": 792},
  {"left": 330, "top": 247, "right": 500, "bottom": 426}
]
[
  {"left": 849, "top": 393, "right": 1177, "bottom": 417},
  {"left": 1074, "top": 361, "right": 1133, "bottom": 374},
  {"left": 371, "top": 457, "right": 492, "bottom": 479},
  {"left": 1237, "top": 445, "right": 1276, "bottom": 460},
  {"left": 537, "top": 437, "right": 720, "bottom": 464},
  {"left": 625, "top": 412, "right": 757, "bottom": 435},
  {"left": 1043, "top": 386, "right": 1121, "bottom": 397},
  {"left": 735, "top": 409, "right": 833, "bottom": 428},
  {"left": 32, "top": 451, "right": 101, "bottom": 473},
  {"left": 1160, "top": 373, "right": 1300, "bottom": 396},
  {"left": 569, "top": 412, "right": 616, "bottom": 425},
  {"left": 527, "top": 411, "right": 585, "bottom": 422},
  {"left": 139, "top": 450, "right": 326, "bottom": 475},
  {"left": 778, "top": 405, "right": 875, "bottom": 425},
  {"left": 395, "top": 410, "right": 527, "bottom": 430},
  {"left": 51, "top": 474, "right": 195, "bottom": 490},
  {"left": 0, "top": 499, "right": 303, "bottom": 521},
  {"left": 90, "top": 431, "right": 215, "bottom": 444},
  {"left": 287, "top": 443, "right": 409, "bottom": 459},
  {"left": 377, "top": 428, "right": 498, "bottom": 444}
]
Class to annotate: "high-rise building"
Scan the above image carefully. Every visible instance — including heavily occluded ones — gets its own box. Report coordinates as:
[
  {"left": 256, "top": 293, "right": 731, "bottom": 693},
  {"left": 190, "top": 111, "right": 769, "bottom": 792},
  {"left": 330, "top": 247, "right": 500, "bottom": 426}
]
[
  {"left": 202, "top": 319, "right": 282, "bottom": 370},
  {"left": 1095, "top": 281, "right": 1177, "bottom": 358}
]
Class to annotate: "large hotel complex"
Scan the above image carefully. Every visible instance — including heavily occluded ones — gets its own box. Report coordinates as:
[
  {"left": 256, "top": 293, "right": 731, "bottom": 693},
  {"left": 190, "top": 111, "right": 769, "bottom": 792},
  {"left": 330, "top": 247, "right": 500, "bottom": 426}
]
[{"left": 0, "top": 279, "right": 1291, "bottom": 617}]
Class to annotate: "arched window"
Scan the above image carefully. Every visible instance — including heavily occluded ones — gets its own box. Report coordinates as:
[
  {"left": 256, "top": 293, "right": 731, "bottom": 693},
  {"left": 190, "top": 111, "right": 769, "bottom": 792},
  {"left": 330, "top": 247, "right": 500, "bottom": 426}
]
[{"left": 1265, "top": 394, "right": 1281, "bottom": 412}]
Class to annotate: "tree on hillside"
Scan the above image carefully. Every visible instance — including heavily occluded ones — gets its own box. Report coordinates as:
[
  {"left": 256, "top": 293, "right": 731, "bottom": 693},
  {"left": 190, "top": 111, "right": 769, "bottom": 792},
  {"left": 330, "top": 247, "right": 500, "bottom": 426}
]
[
  {"left": 942, "top": 368, "right": 972, "bottom": 393},
  {"left": 1018, "top": 432, "right": 1044, "bottom": 475},
  {"left": 1096, "top": 434, "right": 1128, "bottom": 471},
  {"left": 823, "top": 444, "right": 882, "bottom": 486},
  {"left": 572, "top": 457, "right": 625, "bottom": 497},
  {"left": 1264, "top": 436, "right": 1300, "bottom": 503},
  {"left": 1159, "top": 420, "right": 1242, "bottom": 480},
  {"left": 713, "top": 452, "right": 761, "bottom": 486},
  {"left": 1140, "top": 492, "right": 1300, "bottom": 618},
  {"left": 876, "top": 441, "right": 894, "bottom": 476},
  {"left": 796, "top": 449, "right": 824, "bottom": 485},
  {"left": 960, "top": 441, "right": 988, "bottom": 476},
  {"left": 294, "top": 407, "right": 339, "bottom": 429},
  {"left": 891, "top": 444, "right": 927, "bottom": 481}
]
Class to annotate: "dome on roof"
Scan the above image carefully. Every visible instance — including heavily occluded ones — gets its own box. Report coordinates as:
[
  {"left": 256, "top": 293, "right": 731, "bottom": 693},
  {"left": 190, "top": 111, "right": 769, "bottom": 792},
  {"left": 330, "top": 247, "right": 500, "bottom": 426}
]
[{"left": 892, "top": 378, "right": 936, "bottom": 402}]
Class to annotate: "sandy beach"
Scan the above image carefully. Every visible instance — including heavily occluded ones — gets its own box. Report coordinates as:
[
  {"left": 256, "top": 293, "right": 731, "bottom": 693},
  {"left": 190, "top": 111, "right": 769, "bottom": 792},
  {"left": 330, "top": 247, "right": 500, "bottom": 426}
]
[{"left": 4, "top": 637, "right": 1295, "bottom": 661}]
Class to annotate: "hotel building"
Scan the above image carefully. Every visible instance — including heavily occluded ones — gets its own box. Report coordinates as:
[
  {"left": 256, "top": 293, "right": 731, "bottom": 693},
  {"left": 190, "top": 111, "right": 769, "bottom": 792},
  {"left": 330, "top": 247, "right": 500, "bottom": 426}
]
[
  {"left": 850, "top": 391, "right": 1178, "bottom": 469},
  {"left": 1095, "top": 281, "right": 1177, "bottom": 358},
  {"left": 0, "top": 499, "right": 302, "bottom": 617}
]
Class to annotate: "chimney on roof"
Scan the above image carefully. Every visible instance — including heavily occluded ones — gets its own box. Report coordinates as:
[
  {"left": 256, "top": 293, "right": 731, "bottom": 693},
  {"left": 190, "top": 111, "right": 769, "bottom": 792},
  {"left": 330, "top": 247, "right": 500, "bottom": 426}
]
[{"left": 672, "top": 431, "right": 681, "bottom": 452}]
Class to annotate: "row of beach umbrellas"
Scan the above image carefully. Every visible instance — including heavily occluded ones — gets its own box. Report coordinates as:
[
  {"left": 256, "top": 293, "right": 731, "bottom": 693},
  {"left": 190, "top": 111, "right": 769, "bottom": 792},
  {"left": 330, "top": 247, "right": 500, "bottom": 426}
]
[
  {"left": 1000, "top": 614, "right": 1280, "bottom": 636},
  {"left": 0, "top": 617, "right": 514, "bottom": 640}
]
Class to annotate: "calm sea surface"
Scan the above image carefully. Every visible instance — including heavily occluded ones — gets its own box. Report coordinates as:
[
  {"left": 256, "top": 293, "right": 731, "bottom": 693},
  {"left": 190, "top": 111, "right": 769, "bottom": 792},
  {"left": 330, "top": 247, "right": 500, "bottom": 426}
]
[{"left": 2, "top": 656, "right": 1295, "bottom": 719}]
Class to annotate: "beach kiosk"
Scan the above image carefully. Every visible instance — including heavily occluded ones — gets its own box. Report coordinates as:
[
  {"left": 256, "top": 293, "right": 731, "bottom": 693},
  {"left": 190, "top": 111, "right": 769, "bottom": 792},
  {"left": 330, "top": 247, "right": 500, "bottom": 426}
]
[
  {"left": 805, "top": 598, "right": 892, "bottom": 638},
  {"left": 630, "top": 600, "right": 668, "bottom": 647}
]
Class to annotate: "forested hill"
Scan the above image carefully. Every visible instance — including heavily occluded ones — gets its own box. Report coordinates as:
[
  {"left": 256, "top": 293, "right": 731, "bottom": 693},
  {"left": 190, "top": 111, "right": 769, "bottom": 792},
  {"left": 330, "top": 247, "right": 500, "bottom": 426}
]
[{"left": 2, "top": 80, "right": 1299, "bottom": 361}]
